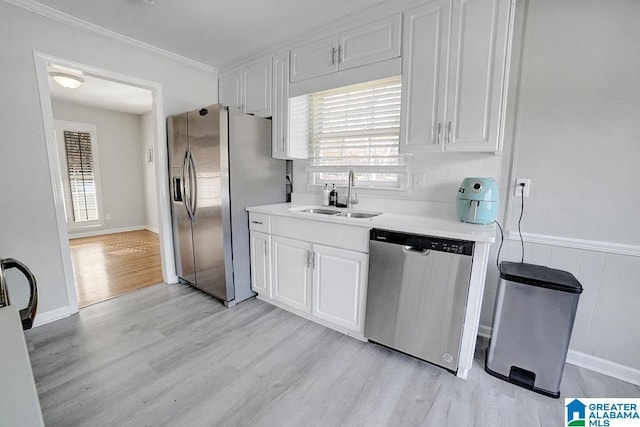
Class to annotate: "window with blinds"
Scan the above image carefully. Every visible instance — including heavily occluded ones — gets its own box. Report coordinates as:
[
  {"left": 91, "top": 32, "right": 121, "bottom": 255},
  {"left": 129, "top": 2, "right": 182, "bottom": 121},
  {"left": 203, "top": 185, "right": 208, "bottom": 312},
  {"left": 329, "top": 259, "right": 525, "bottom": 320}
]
[
  {"left": 63, "top": 130, "right": 99, "bottom": 222},
  {"left": 304, "top": 76, "right": 407, "bottom": 188}
]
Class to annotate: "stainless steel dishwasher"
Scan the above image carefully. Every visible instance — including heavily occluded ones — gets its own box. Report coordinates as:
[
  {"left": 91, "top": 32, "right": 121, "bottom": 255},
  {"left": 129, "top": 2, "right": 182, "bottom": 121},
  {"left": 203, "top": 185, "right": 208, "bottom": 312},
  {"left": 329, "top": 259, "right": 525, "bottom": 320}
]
[{"left": 364, "top": 229, "right": 474, "bottom": 372}]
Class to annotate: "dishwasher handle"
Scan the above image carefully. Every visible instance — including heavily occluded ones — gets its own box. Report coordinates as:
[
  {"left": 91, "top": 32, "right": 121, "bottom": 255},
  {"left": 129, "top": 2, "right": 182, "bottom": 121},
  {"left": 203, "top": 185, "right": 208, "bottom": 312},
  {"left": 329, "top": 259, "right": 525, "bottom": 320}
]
[{"left": 402, "top": 246, "right": 430, "bottom": 256}]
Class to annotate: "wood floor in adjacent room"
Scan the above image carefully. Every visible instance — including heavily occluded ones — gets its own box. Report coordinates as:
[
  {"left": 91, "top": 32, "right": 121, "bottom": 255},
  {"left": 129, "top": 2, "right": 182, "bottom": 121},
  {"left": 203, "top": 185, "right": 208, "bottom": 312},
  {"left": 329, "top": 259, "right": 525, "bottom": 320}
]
[
  {"left": 69, "top": 230, "right": 164, "bottom": 307},
  {"left": 26, "top": 283, "right": 640, "bottom": 427}
]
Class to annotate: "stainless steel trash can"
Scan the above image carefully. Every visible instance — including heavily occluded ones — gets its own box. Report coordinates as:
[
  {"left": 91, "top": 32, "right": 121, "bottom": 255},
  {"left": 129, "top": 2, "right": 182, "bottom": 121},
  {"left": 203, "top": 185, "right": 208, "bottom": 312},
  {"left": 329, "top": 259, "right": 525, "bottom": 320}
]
[{"left": 485, "top": 262, "right": 582, "bottom": 398}]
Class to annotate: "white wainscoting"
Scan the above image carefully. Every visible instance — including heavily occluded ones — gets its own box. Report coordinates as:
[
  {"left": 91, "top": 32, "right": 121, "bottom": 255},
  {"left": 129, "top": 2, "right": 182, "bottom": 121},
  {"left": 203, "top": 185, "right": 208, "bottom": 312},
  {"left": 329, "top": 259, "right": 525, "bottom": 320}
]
[{"left": 480, "top": 232, "right": 640, "bottom": 386}]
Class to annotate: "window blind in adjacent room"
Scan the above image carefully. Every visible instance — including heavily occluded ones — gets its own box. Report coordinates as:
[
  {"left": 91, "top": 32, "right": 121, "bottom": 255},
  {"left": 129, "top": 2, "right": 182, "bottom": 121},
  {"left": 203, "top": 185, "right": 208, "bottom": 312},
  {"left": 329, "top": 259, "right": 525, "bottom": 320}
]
[{"left": 63, "top": 130, "right": 99, "bottom": 222}]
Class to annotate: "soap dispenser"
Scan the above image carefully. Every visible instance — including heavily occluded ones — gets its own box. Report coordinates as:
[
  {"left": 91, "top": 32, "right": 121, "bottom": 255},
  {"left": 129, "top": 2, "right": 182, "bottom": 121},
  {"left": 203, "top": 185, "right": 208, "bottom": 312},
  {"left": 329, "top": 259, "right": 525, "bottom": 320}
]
[
  {"left": 322, "top": 184, "right": 330, "bottom": 206},
  {"left": 329, "top": 184, "right": 338, "bottom": 206}
]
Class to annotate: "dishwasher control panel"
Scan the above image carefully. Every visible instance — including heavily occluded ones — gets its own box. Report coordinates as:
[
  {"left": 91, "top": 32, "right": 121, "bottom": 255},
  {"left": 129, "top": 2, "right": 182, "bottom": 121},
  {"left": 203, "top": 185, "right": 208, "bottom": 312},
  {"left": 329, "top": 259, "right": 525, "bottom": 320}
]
[{"left": 370, "top": 229, "right": 474, "bottom": 256}]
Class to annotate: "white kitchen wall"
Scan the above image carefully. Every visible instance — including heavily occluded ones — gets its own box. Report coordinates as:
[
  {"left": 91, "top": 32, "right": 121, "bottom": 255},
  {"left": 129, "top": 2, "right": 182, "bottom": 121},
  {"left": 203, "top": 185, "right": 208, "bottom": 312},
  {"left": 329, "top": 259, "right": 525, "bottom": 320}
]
[
  {"left": 0, "top": 1, "right": 217, "bottom": 318},
  {"left": 141, "top": 112, "right": 159, "bottom": 233},
  {"left": 480, "top": 0, "right": 640, "bottom": 382},
  {"left": 51, "top": 100, "right": 147, "bottom": 236}
]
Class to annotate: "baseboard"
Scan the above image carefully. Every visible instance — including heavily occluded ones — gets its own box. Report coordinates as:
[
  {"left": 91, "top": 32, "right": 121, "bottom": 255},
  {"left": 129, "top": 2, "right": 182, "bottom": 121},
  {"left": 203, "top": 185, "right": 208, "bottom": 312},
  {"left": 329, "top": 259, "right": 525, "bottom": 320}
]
[
  {"left": 68, "top": 225, "right": 147, "bottom": 239},
  {"left": 478, "top": 324, "right": 640, "bottom": 386},
  {"left": 145, "top": 226, "right": 159, "bottom": 234},
  {"left": 32, "top": 306, "right": 72, "bottom": 328},
  {"left": 566, "top": 350, "right": 640, "bottom": 386}
]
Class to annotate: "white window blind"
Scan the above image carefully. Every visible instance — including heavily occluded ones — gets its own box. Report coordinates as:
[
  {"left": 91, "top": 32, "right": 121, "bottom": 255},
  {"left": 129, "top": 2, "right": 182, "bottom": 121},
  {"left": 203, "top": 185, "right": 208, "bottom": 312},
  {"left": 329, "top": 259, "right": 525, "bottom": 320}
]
[
  {"left": 306, "top": 76, "right": 407, "bottom": 188},
  {"left": 63, "top": 130, "right": 99, "bottom": 222}
]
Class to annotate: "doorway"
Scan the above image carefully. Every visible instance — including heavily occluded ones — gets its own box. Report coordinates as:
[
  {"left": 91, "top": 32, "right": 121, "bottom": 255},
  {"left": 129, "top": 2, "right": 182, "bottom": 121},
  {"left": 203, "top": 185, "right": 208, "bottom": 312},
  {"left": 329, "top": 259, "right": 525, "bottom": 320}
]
[{"left": 34, "top": 53, "right": 177, "bottom": 312}]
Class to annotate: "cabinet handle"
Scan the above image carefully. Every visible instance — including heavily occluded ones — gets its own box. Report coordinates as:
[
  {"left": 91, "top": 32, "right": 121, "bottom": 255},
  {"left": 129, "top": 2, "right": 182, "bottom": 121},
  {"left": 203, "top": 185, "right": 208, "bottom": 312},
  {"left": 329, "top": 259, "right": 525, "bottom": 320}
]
[
  {"left": 331, "top": 47, "right": 336, "bottom": 65},
  {"left": 251, "top": 220, "right": 263, "bottom": 225},
  {"left": 446, "top": 121, "right": 452, "bottom": 144},
  {"left": 338, "top": 45, "right": 342, "bottom": 63},
  {"left": 306, "top": 250, "right": 312, "bottom": 268},
  {"left": 436, "top": 122, "right": 442, "bottom": 144},
  {"left": 312, "top": 252, "right": 316, "bottom": 269}
]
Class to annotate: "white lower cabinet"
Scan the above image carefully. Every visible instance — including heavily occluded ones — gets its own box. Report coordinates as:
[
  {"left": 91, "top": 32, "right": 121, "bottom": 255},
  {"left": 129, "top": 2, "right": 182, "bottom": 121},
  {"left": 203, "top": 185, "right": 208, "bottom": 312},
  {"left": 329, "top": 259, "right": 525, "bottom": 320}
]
[
  {"left": 312, "top": 244, "right": 368, "bottom": 333},
  {"left": 271, "top": 236, "right": 313, "bottom": 313},
  {"left": 249, "top": 216, "right": 370, "bottom": 336},
  {"left": 249, "top": 231, "right": 271, "bottom": 297}
]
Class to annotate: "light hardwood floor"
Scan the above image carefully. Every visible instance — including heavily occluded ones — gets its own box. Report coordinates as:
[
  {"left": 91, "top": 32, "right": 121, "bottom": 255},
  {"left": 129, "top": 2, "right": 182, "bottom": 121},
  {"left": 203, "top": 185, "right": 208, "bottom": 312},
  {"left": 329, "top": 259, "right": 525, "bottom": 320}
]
[
  {"left": 26, "top": 283, "right": 640, "bottom": 426},
  {"left": 69, "top": 230, "right": 163, "bottom": 307}
]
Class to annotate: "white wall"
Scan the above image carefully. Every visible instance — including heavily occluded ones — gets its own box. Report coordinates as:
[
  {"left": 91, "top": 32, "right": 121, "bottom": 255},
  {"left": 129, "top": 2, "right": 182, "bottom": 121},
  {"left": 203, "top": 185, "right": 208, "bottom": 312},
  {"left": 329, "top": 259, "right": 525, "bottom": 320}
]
[
  {"left": 52, "top": 100, "right": 147, "bottom": 236},
  {"left": 141, "top": 111, "right": 159, "bottom": 233},
  {"left": 482, "top": 0, "right": 640, "bottom": 376},
  {"left": 0, "top": 1, "right": 217, "bottom": 317}
]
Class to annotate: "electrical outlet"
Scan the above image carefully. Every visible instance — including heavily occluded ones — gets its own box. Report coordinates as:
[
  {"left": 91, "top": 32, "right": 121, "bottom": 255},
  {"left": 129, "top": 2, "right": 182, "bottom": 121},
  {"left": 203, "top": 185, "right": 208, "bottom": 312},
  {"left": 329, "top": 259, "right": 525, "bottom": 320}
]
[
  {"left": 514, "top": 178, "right": 531, "bottom": 197},
  {"left": 412, "top": 173, "right": 424, "bottom": 189}
]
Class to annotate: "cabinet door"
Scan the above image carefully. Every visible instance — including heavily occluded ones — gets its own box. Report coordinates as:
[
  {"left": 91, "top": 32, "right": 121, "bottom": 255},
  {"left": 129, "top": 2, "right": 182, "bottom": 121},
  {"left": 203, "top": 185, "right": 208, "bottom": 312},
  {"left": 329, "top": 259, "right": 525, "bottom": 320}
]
[
  {"left": 312, "top": 244, "right": 369, "bottom": 333},
  {"left": 445, "top": 0, "right": 511, "bottom": 151},
  {"left": 339, "top": 14, "right": 402, "bottom": 71},
  {"left": 243, "top": 58, "right": 272, "bottom": 117},
  {"left": 290, "top": 36, "right": 339, "bottom": 83},
  {"left": 219, "top": 69, "right": 242, "bottom": 112},
  {"left": 250, "top": 231, "right": 271, "bottom": 297},
  {"left": 399, "top": 1, "right": 450, "bottom": 153},
  {"left": 272, "top": 236, "right": 312, "bottom": 313},
  {"left": 272, "top": 51, "right": 289, "bottom": 159}
]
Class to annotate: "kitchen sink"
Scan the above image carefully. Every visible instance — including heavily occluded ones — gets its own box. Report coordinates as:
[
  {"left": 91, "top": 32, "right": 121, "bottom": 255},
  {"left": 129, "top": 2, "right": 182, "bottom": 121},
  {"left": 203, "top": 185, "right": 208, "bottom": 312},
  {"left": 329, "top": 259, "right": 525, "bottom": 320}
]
[
  {"left": 290, "top": 206, "right": 382, "bottom": 219},
  {"left": 337, "top": 211, "right": 381, "bottom": 218},
  {"left": 298, "top": 208, "right": 339, "bottom": 215}
]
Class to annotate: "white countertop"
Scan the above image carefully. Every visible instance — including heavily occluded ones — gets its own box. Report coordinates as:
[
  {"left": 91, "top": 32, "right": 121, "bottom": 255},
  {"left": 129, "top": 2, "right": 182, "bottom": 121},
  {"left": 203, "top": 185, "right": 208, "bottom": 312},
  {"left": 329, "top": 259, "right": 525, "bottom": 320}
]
[
  {"left": 0, "top": 306, "right": 45, "bottom": 426},
  {"left": 247, "top": 203, "right": 496, "bottom": 243}
]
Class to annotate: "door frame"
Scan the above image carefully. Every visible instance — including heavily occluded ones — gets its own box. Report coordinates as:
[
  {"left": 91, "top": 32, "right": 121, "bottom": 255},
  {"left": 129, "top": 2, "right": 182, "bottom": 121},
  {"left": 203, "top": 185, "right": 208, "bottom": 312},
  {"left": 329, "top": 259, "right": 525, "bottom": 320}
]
[{"left": 33, "top": 51, "right": 177, "bottom": 314}]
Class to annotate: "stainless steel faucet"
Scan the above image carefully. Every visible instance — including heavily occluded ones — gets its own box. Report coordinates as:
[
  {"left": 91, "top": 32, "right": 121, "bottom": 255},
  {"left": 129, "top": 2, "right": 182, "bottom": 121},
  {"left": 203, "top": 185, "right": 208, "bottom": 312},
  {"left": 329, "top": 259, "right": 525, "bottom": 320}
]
[{"left": 346, "top": 167, "right": 359, "bottom": 209}]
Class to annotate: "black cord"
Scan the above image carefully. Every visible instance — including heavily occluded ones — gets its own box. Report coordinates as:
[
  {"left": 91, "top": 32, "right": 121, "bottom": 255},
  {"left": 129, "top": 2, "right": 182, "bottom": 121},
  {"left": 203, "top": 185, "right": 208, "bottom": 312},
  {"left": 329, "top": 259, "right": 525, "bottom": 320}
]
[
  {"left": 494, "top": 220, "right": 504, "bottom": 273},
  {"left": 518, "top": 183, "right": 525, "bottom": 263}
]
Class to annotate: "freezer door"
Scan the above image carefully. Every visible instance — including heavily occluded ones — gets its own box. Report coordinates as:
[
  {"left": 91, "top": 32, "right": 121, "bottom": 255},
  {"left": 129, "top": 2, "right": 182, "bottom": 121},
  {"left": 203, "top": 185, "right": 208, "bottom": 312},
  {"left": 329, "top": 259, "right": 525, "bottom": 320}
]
[
  {"left": 187, "top": 106, "right": 229, "bottom": 300},
  {"left": 168, "top": 113, "right": 196, "bottom": 285}
]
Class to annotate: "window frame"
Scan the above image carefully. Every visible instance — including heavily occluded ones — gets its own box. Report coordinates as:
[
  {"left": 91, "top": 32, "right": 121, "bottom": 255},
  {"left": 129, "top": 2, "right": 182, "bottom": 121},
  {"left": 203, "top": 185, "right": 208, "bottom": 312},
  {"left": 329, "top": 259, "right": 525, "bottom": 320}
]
[
  {"left": 54, "top": 120, "right": 104, "bottom": 230},
  {"left": 301, "top": 76, "right": 408, "bottom": 190}
]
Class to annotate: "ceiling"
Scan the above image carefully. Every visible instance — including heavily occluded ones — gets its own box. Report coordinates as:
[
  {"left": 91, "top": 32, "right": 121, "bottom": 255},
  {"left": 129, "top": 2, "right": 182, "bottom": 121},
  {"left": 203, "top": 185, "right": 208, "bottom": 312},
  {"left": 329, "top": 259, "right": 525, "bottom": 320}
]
[
  {"left": 29, "top": 0, "right": 406, "bottom": 67},
  {"left": 47, "top": 64, "right": 153, "bottom": 115}
]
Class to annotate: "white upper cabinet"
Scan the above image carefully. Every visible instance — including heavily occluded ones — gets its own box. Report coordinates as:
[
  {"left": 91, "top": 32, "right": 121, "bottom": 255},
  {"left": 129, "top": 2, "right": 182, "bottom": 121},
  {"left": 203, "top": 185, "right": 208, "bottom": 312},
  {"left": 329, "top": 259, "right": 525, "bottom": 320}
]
[
  {"left": 272, "top": 51, "right": 307, "bottom": 160},
  {"left": 400, "top": 0, "right": 512, "bottom": 153},
  {"left": 243, "top": 58, "right": 272, "bottom": 117},
  {"left": 290, "top": 14, "right": 401, "bottom": 83},
  {"left": 290, "top": 36, "right": 338, "bottom": 83},
  {"left": 339, "top": 14, "right": 402, "bottom": 71},
  {"left": 219, "top": 57, "right": 272, "bottom": 117},
  {"left": 219, "top": 69, "right": 242, "bottom": 113}
]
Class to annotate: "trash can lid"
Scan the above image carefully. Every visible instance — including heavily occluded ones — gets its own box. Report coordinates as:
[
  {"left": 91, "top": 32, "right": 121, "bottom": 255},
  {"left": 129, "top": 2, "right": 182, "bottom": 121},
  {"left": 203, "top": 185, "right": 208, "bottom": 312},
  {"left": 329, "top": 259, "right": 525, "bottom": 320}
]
[{"left": 499, "top": 261, "right": 583, "bottom": 294}]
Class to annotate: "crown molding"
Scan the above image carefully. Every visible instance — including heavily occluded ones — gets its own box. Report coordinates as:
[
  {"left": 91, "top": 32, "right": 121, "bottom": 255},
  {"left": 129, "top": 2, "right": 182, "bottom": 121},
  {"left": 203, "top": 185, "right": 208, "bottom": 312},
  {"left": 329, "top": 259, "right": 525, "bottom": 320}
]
[{"left": 4, "top": 0, "right": 218, "bottom": 74}]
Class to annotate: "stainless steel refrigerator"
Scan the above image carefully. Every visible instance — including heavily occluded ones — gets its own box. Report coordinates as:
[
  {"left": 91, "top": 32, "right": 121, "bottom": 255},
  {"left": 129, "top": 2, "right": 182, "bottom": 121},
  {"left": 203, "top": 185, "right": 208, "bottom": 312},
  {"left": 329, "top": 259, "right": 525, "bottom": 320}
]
[{"left": 168, "top": 105, "right": 285, "bottom": 306}]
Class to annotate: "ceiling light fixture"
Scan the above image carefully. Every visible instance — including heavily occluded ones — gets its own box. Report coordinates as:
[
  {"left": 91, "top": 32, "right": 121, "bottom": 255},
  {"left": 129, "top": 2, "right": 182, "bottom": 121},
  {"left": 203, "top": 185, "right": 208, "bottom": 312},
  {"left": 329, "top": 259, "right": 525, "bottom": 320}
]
[{"left": 49, "top": 72, "right": 84, "bottom": 89}]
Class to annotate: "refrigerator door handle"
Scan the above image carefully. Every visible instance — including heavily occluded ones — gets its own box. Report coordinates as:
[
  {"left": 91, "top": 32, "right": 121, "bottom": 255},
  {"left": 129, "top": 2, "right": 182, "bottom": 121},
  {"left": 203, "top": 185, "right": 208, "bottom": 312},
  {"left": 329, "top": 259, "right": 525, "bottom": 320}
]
[
  {"left": 0, "top": 258, "right": 38, "bottom": 330},
  {"left": 181, "top": 150, "right": 192, "bottom": 220},
  {"left": 188, "top": 151, "right": 198, "bottom": 218}
]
